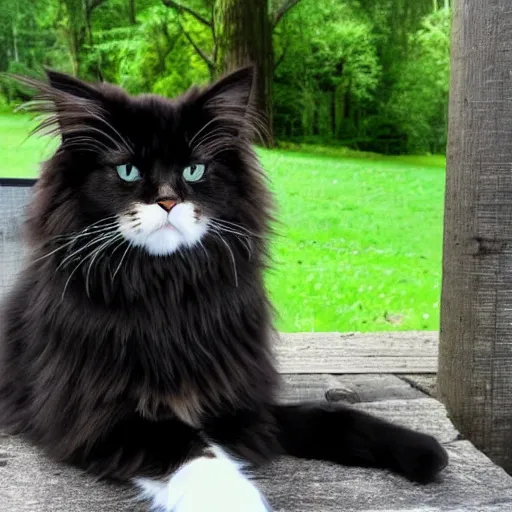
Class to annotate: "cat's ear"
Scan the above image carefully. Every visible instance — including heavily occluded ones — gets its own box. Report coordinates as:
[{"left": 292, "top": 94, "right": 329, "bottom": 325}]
[
  {"left": 193, "top": 65, "right": 267, "bottom": 143},
  {"left": 45, "top": 69, "right": 103, "bottom": 102},
  {"left": 201, "top": 66, "right": 255, "bottom": 111},
  {"left": 13, "top": 69, "right": 108, "bottom": 142}
]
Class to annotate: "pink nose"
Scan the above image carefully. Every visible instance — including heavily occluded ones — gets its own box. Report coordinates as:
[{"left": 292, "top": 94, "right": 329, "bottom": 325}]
[{"left": 157, "top": 199, "right": 177, "bottom": 212}]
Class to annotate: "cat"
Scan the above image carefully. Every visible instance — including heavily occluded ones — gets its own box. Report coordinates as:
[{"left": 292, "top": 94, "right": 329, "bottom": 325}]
[{"left": 0, "top": 67, "right": 448, "bottom": 512}]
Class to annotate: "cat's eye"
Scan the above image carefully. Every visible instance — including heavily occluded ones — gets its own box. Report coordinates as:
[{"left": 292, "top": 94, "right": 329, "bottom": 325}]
[
  {"left": 116, "top": 163, "right": 141, "bottom": 182},
  {"left": 182, "top": 164, "right": 205, "bottom": 182}
]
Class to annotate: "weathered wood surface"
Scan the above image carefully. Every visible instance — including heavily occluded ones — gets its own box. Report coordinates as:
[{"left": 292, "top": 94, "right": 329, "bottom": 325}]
[
  {"left": 400, "top": 375, "right": 438, "bottom": 398},
  {"left": 3, "top": 374, "right": 512, "bottom": 512},
  {"left": 280, "top": 374, "right": 425, "bottom": 403},
  {"left": 438, "top": 0, "right": 512, "bottom": 472},
  {"left": 276, "top": 332, "right": 438, "bottom": 374}
]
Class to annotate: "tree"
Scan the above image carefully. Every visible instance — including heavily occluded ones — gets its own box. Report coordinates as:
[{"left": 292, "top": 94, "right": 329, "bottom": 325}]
[
  {"left": 385, "top": 8, "right": 450, "bottom": 153},
  {"left": 438, "top": 0, "right": 512, "bottom": 471},
  {"left": 161, "top": 0, "right": 302, "bottom": 142},
  {"left": 272, "top": 0, "right": 380, "bottom": 144},
  {"left": 57, "top": 0, "right": 107, "bottom": 76},
  {"left": 90, "top": 4, "right": 208, "bottom": 97},
  {"left": 0, "top": 0, "right": 452, "bottom": 156},
  {"left": 213, "top": 0, "right": 273, "bottom": 135},
  {"left": 128, "top": 0, "right": 137, "bottom": 24}
]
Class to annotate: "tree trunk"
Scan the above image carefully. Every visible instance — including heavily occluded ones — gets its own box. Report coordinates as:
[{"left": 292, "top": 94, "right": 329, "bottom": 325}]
[
  {"left": 12, "top": 22, "right": 19, "bottom": 63},
  {"left": 68, "top": 30, "right": 80, "bottom": 76},
  {"left": 438, "top": 0, "right": 512, "bottom": 471},
  {"left": 330, "top": 88, "right": 336, "bottom": 138},
  {"left": 213, "top": 0, "right": 273, "bottom": 144},
  {"left": 128, "top": 0, "right": 136, "bottom": 24}
]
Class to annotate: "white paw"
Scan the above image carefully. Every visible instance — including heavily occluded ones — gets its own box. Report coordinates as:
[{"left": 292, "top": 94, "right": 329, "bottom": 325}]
[{"left": 135, "top": 447, "right": 271, "bottom": 512}]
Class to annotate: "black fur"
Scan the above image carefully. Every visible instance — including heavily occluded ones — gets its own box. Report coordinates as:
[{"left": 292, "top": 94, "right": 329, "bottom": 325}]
[{"left": 0, "top": 68, "right": 447, "bottom": 492}]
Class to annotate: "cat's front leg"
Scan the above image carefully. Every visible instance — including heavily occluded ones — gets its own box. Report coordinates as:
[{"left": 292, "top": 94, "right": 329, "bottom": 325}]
[
  {"left": 72, "top": 413, "right": 271, "bottom": 511},
  {"left": 136, "top": 445, "right": 272, "bottom": 512}
]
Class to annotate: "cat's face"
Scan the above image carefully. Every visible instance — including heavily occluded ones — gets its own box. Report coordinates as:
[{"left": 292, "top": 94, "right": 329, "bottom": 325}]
[{"left": 23, "top": 68, "right": 268, "bottom": 258}]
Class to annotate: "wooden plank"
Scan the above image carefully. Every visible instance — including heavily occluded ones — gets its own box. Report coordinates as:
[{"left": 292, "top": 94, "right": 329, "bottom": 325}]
[
  {"left": 279, "top": 374, "right": 425, "bottom": 404},
  {"left": 276, "top": 332, "right": 438, "bottom": 374},
  {"left": 2, "top": 394, "right": 512, "bottom": 511},
  {"left": 259, "top": 440, "right": 512, "bottom": 512},
  {"left": 401, "top": 374, "right": 438, "bottom": 397},
  {"left": 357, "top": 397, "right": 458, "bottom": 444}
]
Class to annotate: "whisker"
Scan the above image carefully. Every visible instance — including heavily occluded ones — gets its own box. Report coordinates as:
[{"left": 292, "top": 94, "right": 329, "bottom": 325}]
[
  {"left": 209, "top": 225, "right": 252, "bottom": 259},
  {"left": 57, "top": 230, "right": 121, "bottom": 271},
  {"left": 195, "top": 143, "right": 234, "bottom": 159},
  {"left": 209, "top": 218, "right": 263, "bottom": 238},
  {"left": 197, "top": 240, "right": 210, "bottom": 263},
  {"left": 209, "top": 222, "right": 250, "bottom": 239},
  {"left": 189, "top": 117, "right": 220, "bottom": 148},
  {"left": 60, "top": 233, "right": 131, "bottom": 301},
  {"left": 31, "top": 238, "right": 82, "bottom": 264},
  {"left": 33, "top": 216, "right": 120, "bottom": 265},
  {"left": 51, "top": 216, "right": 120, "bottom": 241},
  {"left": 60, "top": 253, "right": 91, "bottom": 302},
  {"left": 85, "top": 233, "right": 124, "bottom": 298},
  {"left": 52, "top": 223, "right": 120, "bottom": 243},
  {"left": 108, "top": 239, "right": 129, "bottom": 282},
  {"left": 212, "top": 232, "right": 239, "bottom": 288},
  {"left": 192, "top": 128, "right": 234, "bottom": 151},
  {"left": 68, "top": 106, "right": 134, "bottom": 154},
  {"left": 94, "top": 115, "right": 133, "bottom": 154},
  {"left": 61, "top": 137, "right": 112, "bottom": 154},
  {"left": 193, "top": 134, "right": 234, "bottom": 153},
  {"left": 112, "top": 242, "right": 133, "bottom": 281}
]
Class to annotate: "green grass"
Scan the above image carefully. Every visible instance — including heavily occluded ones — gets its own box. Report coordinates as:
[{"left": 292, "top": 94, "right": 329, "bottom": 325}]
[
  {"left": 0, "top": 114, "right": 58, "bottom": 178},
  {"left": 0, "top": 112, "right": 445, "bottom": 332}
]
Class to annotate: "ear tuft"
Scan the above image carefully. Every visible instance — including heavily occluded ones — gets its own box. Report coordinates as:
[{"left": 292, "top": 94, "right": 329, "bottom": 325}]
[
  {"left": 191, "top": 65, "right": 269, "bottom": 144},
  {"left": 202, "top": 66, "right": 255, "bottom": 110},
  {"left": 44, "top": 69, "right": 101, "bottom": 101},
  {"left": 9, "top": 69, "right": 107, "bottom": 143}
]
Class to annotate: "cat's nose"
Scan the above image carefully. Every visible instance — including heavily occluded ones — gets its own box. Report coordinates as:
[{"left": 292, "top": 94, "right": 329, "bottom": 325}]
[{"left": 157, "top": 199, "right": 177, "bottom": 212}]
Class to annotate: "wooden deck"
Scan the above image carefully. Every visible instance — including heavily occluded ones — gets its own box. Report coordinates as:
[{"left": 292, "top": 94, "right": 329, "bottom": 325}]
[{"left": 2, "top": 332, "right": 512, "bottom": 511}]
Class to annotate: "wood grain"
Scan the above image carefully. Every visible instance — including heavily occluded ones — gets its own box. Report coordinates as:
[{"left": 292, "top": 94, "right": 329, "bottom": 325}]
[
  {"left": 3, "top": 384, "right": 512, "bottom": 511},
  {"left": 438, "top": 0, "right": 512, "bottom": 472},
  {"left": 276, "top": 331, "right": 438, "bottom": 374}
]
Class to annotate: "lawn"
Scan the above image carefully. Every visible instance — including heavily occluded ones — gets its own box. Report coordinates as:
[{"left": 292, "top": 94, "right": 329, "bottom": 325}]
[{"left": 0, "top": 112, "right": 445, "bottom": 332}]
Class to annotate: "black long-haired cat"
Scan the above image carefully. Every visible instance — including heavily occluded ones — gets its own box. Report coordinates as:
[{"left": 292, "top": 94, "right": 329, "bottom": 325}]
[{"left": 0, "top": 68, "right": 447, "bottom": 511}]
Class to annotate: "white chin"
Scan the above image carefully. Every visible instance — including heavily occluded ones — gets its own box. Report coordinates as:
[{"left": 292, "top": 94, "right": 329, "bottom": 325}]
[
  {"left": 118, "top": 202, "right": 209, "bottom": 256},
  {"left": 144, "top": 228, "right": 189, "bottom": 256}
]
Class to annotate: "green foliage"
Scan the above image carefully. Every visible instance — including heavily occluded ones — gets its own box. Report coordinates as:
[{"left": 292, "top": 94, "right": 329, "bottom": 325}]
[
  {"left": 85, "top": 4, "right": 210, "bottom": 96},
  {"left": 385, "top": 9, "right": 451, "bottom": 153},
  {"left": 0, "top": 0, "right": 451, "bottom": 155},
  {"left": 272, "top": 0, "right": 450, "bottom": 153},
  {"left": 274, "top": 1, "right": 381, "bottom": 142}
]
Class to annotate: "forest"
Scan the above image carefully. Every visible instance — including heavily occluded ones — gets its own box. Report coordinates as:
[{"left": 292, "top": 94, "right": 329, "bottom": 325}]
[{"left": 0, "top": 0, "right": 451, "bottom": 155}]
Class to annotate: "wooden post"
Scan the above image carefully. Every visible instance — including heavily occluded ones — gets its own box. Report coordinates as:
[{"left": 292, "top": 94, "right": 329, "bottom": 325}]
[{"left": 438, "top": 0, "right": 512, "bottom": 471}]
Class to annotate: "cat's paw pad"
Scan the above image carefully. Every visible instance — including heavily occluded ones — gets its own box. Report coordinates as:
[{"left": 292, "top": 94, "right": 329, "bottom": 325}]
[
  {"left": 391, "top": 431, "right": 448, "bottom": 483},
  {"left": 136, "top": 447, "right": 271, "bottom": 512}
]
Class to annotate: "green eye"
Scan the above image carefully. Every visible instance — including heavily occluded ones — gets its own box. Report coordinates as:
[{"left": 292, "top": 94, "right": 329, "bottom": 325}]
[
  {"left": 183, "top": 164, "right": 205, "bottom": 182},
  {"left": 116, "top": 163, "right": 141, "bottom": 182}
]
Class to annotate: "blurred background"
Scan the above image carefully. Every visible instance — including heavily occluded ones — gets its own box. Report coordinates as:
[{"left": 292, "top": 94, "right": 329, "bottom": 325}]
[{"left": 0, "top": 0, "right": 451, "bottom": 333}]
